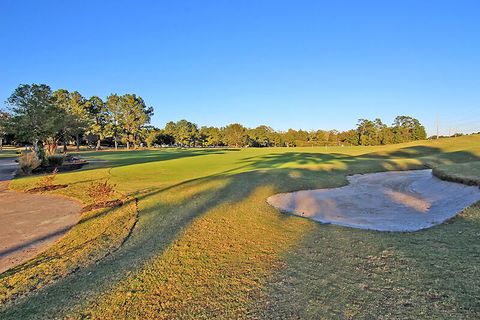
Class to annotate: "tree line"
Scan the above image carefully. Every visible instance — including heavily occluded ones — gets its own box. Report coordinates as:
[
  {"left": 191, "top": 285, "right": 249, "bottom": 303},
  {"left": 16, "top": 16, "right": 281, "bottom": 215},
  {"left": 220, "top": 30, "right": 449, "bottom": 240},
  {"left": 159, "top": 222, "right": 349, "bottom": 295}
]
[
  {"left": 0, "top": 84, "right": 153, "bottom": 156},
  {"left": 0, "top": 83, "right": 427, "bottom": 153},
  {"left": 147, "top": 116, "right": 426, "bottom": 148}
]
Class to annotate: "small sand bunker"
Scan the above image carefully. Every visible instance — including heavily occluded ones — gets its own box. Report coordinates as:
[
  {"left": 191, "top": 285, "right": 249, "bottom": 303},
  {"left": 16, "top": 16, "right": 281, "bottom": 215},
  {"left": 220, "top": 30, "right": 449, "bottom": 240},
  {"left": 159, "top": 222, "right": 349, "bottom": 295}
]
[{"left": 267, "top": 170, "right": 480, "bottom": 232}]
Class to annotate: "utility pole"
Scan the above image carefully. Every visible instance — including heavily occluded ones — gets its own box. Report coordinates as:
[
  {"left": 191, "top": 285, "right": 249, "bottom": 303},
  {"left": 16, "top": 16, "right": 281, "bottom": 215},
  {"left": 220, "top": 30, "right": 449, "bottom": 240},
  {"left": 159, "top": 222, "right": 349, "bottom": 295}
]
[{"left": 436, "top": 115, "right": 439, "bottom": 139}]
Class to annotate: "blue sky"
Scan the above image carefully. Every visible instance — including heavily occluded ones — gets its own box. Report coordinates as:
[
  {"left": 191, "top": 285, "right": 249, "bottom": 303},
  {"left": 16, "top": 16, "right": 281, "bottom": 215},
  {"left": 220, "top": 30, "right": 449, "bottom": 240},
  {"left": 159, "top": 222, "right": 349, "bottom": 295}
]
[{"left": 1, "top": 0, "right": 479, "bottom": 136}]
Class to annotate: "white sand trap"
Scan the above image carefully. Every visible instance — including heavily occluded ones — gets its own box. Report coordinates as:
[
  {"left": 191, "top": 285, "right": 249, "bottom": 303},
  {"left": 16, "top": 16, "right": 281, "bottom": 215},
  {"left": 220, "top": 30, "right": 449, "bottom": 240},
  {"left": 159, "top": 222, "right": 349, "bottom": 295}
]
[{"left": 267, "top": 170, "right": 480, "bottom": 232}]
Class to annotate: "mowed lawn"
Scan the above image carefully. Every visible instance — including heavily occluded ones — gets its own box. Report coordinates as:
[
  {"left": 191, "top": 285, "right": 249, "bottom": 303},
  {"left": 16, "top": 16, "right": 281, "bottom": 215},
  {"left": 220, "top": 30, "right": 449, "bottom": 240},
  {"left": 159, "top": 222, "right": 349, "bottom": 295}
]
[
  {"left": 2, "top": 135, "right": 480, "bottom": 319},
  {"left": 0, "top": 147, "right": 18, "bottom": 158}
]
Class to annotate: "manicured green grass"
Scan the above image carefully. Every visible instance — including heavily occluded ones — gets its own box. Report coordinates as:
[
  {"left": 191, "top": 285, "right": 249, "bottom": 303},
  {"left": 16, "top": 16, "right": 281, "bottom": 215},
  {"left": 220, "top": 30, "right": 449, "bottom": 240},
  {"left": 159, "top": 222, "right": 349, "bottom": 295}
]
[
  {"left": 0, "top": 147, "right": 18, "bottom": 158},
  {"left": 433, "top": 161, "right": 480, "bottom": 186},
  {"left": 2, "top": 135, "right": 480, "bottom": 319}
]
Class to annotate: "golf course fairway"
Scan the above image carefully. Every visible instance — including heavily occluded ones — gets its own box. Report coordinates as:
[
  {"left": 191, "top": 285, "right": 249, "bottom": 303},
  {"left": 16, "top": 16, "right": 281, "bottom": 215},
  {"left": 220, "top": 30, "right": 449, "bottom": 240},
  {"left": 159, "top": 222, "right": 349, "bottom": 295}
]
[{"left": 1, "top": 134, "right": 480, "bottom": 319}]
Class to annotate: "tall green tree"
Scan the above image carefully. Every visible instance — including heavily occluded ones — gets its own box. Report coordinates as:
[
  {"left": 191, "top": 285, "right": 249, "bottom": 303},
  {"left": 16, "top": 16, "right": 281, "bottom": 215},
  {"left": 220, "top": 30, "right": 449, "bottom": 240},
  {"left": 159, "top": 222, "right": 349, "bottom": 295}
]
[
  {"left": 69, "top": 91, "right": 89, "bottom": 150},
  {"left": 356, "top": 119, "right": 377, "bottom": 146},
  {"left": 106, "top": 94, "right": 123, "bottom": 149},
  {"left": 283, "top": 129, "right": 297, "bottom": 147},
  {"left": 86, "top": 96, "right": 109, "bottom": 150},
  {"left": 392, "top": 116, "right": 426, "bottom": 143},
  {"left": 120, "top": 94, "right": 154, "bottom": 149},
  {"left": 0, "top": 111, "right": 11, "bottom": 151},
  {"left": 338, "top": 129, "right": 358, "bottom": 146},
  {"left": 199, "top": 126, "right": 222, "bottom": 147},
  {"left": 248, "top": 125, "right": 275, "bottom": 147},
  {"left": 223, "top": 123, "right": 247, "bottom": 147},
  {"left": 6, "top": 84, "right": 62, "bottom": 156},
  {"left": 172, "top": 120, "right": 198, "bottom": 147},
  {"left": 52, "top": 89, "right": 89, "bottom": 151}
]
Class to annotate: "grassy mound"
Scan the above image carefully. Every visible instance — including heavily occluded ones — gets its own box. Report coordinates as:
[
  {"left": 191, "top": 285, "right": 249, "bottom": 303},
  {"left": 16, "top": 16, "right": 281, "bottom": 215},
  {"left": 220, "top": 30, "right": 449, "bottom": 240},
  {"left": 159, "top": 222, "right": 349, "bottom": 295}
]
[{"left": 433, "top": 161, "right": 480, "bottom": 186}]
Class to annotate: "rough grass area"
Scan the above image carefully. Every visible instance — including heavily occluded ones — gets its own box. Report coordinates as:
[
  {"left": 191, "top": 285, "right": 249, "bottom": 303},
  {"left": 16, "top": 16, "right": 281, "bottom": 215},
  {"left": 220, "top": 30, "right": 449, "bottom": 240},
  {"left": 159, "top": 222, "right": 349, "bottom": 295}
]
[
  {"left": 433, "top": 161, "right": 480, "bottom": 186},
  {"left": 0, "top": 168, "right": 139, "bottom": 306},
  {"left": 1, "top": 135, "right": 480, "bottom": 319},
  {"left": 264, "top": 203, "right": 480, "bottom": 319}
]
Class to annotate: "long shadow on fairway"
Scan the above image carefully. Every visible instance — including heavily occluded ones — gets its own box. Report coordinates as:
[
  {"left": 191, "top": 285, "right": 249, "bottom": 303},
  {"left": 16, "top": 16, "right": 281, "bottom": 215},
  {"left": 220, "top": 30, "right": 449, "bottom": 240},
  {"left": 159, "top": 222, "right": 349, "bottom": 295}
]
[
  {"left": 263, "top": 200, "right": 480, "bottom": 318},
  {"left": 2, "top": 146, "right": 480, "bottom": 318}
]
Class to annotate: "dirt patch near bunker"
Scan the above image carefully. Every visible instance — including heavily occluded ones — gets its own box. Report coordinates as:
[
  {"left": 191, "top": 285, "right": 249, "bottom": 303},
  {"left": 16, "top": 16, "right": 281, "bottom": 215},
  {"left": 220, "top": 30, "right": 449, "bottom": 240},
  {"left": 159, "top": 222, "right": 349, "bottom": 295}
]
[
  {"left": 267, "top": 170, "right": 480, "bottom": 232},
  {"left": 0, "top": 159, "right": 82, "bottom": 273}
]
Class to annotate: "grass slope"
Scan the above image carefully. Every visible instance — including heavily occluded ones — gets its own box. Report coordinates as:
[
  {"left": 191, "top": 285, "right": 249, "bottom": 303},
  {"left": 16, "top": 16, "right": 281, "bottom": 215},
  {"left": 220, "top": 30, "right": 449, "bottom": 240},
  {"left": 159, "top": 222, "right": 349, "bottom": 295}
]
[{"left": 1, "top": 135, "right": 480, "bottom": 319}]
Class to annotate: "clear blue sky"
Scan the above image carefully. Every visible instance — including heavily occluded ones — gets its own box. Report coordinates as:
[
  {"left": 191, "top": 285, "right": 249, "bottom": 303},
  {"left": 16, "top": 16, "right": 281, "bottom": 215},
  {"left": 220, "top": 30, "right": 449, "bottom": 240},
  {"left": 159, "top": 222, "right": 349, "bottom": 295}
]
[{"left": 1, "top": 0, "right": 479, "bottom": 136}]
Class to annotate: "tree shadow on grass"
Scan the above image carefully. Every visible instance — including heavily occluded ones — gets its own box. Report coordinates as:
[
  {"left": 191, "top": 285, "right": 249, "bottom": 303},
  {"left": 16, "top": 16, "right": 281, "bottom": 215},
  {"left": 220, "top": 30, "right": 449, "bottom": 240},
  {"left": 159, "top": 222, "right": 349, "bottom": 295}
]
[
  {"left": 263, "top": 204, "right": 480, "bottom": 319},
  {"left": 2, "top": 145, "right": 480, "bottom": 318}
]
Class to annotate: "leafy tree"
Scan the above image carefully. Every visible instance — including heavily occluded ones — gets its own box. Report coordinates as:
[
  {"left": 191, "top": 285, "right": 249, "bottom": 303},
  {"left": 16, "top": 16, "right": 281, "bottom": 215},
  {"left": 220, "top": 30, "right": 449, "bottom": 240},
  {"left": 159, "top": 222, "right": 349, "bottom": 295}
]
[
  {"left": 328, "top": 130, "right": 339, "bottom": 145},
  {"left": 51, "top": 89, "right": 71, "bottom": 151},
  {"left": 157, "top": 131, "right": 175, "bottom": 146},
  {"left": 69, "top": 91, "right": 89, "bottom": 149},
  {"left": 106, "top": 94, "right": 123, "bottom": 149},
  {"left": 86, "top": 96, "right": 109, "bottom": 150},
  {"left": 145, "top": 128, "right": 175, "bottom": 147},
  {"left": 164, "top": 121, "right": 177, "bottom": 141},
  {"left": 52, "top": 89, "right": 89, "bottom": 151},
  {"left": 392, "top": 116, "right": 426, "bottom": 143},
  {"left": 199, "top": 126, "right": 222, "bottom": 147},
  {"left": 357, "top": 119, "right": 377, "bottom": 146},
  {"left": 145, "top": 128, "right": 160, "bottom": 148},
  {"left": 0, "top": 111, "right": 11, "bottom": 151},
  {"left": 283, "top": 129, "right": 297, "bottom": 147},
  {"left": 163, "top": 120, "right": 198, "bottom": 147},
  {"left": 248, "top": 125, "right": 275, "bottom": 147},
  {"left": 269, "top": 131, "right": 283, "bottom": 147},
  {"left": 6, "top": 84, "right": 62, "bottom": 156},
  {"left": 223, "top": 123, "right": 247, "bottom": 147},
  {"left": 338, "top": 129, "right": 358, "bottom": 146},
  {"left": 119, "top": 94, "right": 153, "bottom": 149},
  {"left": 175, "top": 120, "right": 198, "bottom": 147},
  {"left": 379, "top": 126, "right": 394, "bottom": 145}
]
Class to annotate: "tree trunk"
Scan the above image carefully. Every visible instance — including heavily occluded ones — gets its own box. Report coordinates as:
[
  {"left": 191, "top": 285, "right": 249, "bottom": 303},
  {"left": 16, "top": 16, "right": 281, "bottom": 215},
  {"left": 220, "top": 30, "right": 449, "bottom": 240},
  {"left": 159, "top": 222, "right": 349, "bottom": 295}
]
[
  {"left": 126, "top": 141, "right": 130, "bottom": 150},
  {"left": 96, "top": 138, "right": 101, "bottom": 150},
  {"left": 76, "top": 133, "right": 80, "bottom": 151},
  {"left": 114, "top": 137, "right": 118, "bottom": 150},
  {"left": 63, "top": 140, "right": 68, "bottom": 152},
  {"left": 33, "top": 139, "right": 39, "bottom": 157},
  {"left": 0, "top": 138, "right": 2, "bottom": 152}
]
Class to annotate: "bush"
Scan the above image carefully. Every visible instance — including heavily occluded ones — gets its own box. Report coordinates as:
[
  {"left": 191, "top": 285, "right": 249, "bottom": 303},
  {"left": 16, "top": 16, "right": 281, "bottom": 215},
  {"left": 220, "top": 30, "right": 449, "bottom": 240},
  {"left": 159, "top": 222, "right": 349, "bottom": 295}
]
[
  {"left": 47, "top": 154, "right": 65, "bottom": 167},
  {"left": 86, "top": 180, "right": 116, "bottom": 205},
  {"left": 19, "top": 153, "right": 42, "bottom": 175},
  {"left": 36, "top": 168, "right": 58, "bottom": 189}
]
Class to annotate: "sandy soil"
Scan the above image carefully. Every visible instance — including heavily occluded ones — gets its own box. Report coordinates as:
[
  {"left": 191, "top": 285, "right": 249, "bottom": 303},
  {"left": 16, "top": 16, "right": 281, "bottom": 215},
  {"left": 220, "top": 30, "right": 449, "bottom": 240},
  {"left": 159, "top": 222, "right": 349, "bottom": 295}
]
[
  {"left": 267, "top": 170, "right": 480, "bottom": 232},
  {"left": 0, "top": 159, "right": 81, "bottom": 273}
]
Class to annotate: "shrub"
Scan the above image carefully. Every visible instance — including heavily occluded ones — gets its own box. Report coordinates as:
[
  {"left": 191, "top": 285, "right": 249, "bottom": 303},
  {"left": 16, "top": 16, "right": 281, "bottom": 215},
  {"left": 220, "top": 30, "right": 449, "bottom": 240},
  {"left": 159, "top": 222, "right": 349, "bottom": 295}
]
[
  {"left": 36, "top": 168, "right": 58, "bottom": 189},
  {"left": 18, "top": 152, "right": 42, "bottom": 175},
  {"left": 86, "top": 180, "right": 116, "bottom": 205},
  {"left": 47, "top": 154, "right": 65, "bottom": 167}
]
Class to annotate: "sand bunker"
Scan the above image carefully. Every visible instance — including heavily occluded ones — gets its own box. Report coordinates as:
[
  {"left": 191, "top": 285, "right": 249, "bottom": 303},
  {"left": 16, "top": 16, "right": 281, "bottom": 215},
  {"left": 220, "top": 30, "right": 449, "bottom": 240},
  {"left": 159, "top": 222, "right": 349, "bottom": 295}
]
[{"left": 267, "top": 170, "right": 480, "bottom": 232}]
